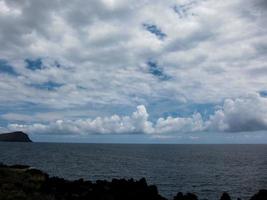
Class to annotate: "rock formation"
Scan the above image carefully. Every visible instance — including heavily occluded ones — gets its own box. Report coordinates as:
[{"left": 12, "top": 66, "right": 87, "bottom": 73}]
[
  {"left": 0, "top": 131, "right": 32, "bottom": 142},
  {"left": 0, "top": 164, "right": 266, "bottom": 200}
]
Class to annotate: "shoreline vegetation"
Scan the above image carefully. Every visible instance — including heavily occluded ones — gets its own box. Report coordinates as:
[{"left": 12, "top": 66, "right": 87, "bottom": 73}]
[{"left": 0, "top": 163, "right": 266, "bottom": 200}]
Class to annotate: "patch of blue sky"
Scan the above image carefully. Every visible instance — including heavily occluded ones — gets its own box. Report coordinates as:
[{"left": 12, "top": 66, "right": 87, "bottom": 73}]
[
  {"left": 147, "top": 99, "right": 216, "bottom": 121},
  {"left": 0, "top": 59, "right": 18, "bottom": 76},
  {"left": 173, "top": 5, "right": 188, "bottom": 18},
  {"left": 173, "top": 1, "right": 196, "bottom": 18},
  {"left": 30, "top": 81, "right": 63, "bottom": 91},
  {"left": 259, "top": 90, "right": 267, "bottom": 97},
  {"left": 0, "top": 102, "right": 39, "bottom": 126},
  {"left": 184, "top": 103, "right": 216, "bottom": 120},
  {"left": 143, "top": 23, "right": 167, "bottom": 40},
  {"left": 167, "top": 103, "right": 216, "bottom": 119},
  {"left": 0, "top": 119, "right": 8, "bottom": 127},
  {"left": 0, "top": 101, "right": 60, "bottom": 126},
  {"left": 25, "top": 58, "right": 43, "bottom": 70},
  {"left": 0, "top": 102, "right": 45, "bottom": 114},
  {"left": 147, "top": 61, "right": 171, "bottom": 81}
]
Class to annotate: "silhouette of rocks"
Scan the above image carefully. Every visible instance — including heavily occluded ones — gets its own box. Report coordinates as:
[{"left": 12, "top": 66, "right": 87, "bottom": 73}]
[
  {"left": 0, "top": 131, "right": 32, "bottom": 142},
  {"left": 250, "top": 190, "right": 267, "bottom": 200},
  {"left": 0, "top": 164, "right": 166, "bottom": 200},
  {"left": 42, "top": 176, "right": 165, "bottom": 200},
  {"left": 9, "top": 164, "right": 30, "bottom": 169},
  {"left": 220, "top": 192, "right": 231, "bottom": 200},
  {"left": 0, "top": 164, "right": 266, "bottom": 200},
  {"left": 173, "top": 192, "right": 198, "bottom": 200}
]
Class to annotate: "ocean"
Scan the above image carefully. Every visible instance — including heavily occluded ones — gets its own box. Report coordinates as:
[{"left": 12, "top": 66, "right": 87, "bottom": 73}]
[{"left": 0, "top": 143, "right": 266, "bottom": 200}]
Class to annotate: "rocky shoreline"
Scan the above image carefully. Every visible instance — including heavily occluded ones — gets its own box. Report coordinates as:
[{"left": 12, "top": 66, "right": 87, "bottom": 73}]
[{"left": 0, "top": 163, "right": 266, "bottom": 200}]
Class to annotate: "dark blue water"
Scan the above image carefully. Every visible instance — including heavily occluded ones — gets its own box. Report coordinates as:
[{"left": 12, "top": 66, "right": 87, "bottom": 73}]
[{"left": 0, "top": 143, "right": 266, "bottom": 200}]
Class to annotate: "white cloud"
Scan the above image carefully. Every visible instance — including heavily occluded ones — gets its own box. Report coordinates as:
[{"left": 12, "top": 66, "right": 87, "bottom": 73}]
[
  {"left": 0, "top": 0, "right": 267, "bottom": 136},
  {"left": 0, "top": 0, "right": 266, "bottom": 108},
  {"left": 7, "top": 105, "right": 154, "bottom": 135},
  {"left": 6, "top": 94, "right": 267, "bottom": 135},
  {"left": 154, "top": 113, "right": 205, "bottom": 134},
  {"left": 0, "top": 125, "right": 7, "bottom": 133},
  {"left": 207, "top": 94, "right": 267, "bottom": 132}
]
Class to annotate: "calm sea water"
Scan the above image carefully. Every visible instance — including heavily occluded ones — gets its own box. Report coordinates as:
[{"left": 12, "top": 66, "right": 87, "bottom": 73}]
[{"left": 0, "top": 143, "right": 266, "bottom": 200}]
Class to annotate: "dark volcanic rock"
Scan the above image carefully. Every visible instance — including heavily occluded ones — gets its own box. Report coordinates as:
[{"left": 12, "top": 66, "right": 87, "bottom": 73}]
[
  {"left": 250, "top": 190, "right": 267, "bottom": 200},
  {"left": 173, "top": 192, "right": 198, "bottom": 200},
  {"left": 0, "top": 164, "right": 166, "bottom": 200},
  {"left": 0, "top": 164, "right": 266, "bottom": 200},
  {"left": 42, "top": 176, "right": 166, "bottom": 200},
  {"left": 220, "top": 192, "right": 231, "bottom": 200},
  {"left": 0, "top": 131, "right": 32, "bottom": 142}
]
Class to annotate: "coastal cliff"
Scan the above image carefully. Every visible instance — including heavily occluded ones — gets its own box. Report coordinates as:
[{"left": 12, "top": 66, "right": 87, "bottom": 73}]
[
  {"left": 0, "top": 131, "right": 32, "bottom": 142},
  {"left": 0, "top": 164, "right": 266, "bottom": 200}
]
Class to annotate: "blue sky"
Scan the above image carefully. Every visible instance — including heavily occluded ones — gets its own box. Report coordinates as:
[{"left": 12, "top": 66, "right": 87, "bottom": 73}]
[{"left": 0, "top": 0, "right": 267, "bottom": 143}]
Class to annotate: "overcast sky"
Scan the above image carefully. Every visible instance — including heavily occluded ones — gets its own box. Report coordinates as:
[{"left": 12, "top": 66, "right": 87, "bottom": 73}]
[{"left": 0, "top": 0, "right": 267, "bottom": 143}]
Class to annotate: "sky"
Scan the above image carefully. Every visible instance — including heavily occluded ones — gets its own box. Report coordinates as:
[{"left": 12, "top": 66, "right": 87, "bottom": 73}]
[{"left": 0, "top": 0, "right": 267, "bottom": 143}]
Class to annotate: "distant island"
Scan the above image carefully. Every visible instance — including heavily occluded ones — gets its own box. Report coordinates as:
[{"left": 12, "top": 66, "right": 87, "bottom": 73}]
[
  {"left": 0, "top": 163, "right": 266, "bottom": 200},
  {"left": 0, "top": 131, "right": 32, "bottom": 142}
]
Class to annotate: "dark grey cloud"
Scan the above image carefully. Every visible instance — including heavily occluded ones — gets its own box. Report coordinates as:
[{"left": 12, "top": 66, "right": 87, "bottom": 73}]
[
  {"left": 255, "top": 0, "right": 267, "bottom": 9},
  {"left": 207, "top": 94, "right": 267, "bottom": 132},
  {"left": 248, "top": 66, "right": 267, "bottom": 76},
  {"left": 254, "top": 42, "right": 267, "bottom": 56}
]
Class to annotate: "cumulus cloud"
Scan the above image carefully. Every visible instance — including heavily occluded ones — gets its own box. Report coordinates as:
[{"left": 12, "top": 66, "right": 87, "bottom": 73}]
[
  {"left": 0, "top": 0, "right": 267, "bottom": 137},
  {"left": 7, "top": 105, "right": 202, "bottom": 135},
  {"left": 6, "top": 94, "right": 267, "bottom": 135},
  {"left": 7, "top": 105, "right": 154, "bottom": 135},
  {"left": 207, "top": 94, "right": 267, "bottom": 132},
  {"left": 154, "top": 113, "right": 205, "bottom": 134}
]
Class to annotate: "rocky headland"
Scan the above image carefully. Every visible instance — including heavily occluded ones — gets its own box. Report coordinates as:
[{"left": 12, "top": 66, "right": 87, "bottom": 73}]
[{"left": 0, "top": 131, "right": 32, "bottom": 142}]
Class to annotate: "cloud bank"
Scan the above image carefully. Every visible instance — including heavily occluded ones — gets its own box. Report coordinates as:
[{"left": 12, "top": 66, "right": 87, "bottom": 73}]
[
  {"left": 7, "top": 94, "right": 267, "bottom": 135},
  {"left": 0, "top": 0, "right": 267, "bottom": 138},
  {"left": 0, "top": 0, "right": 266, "bottom": 108}
]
